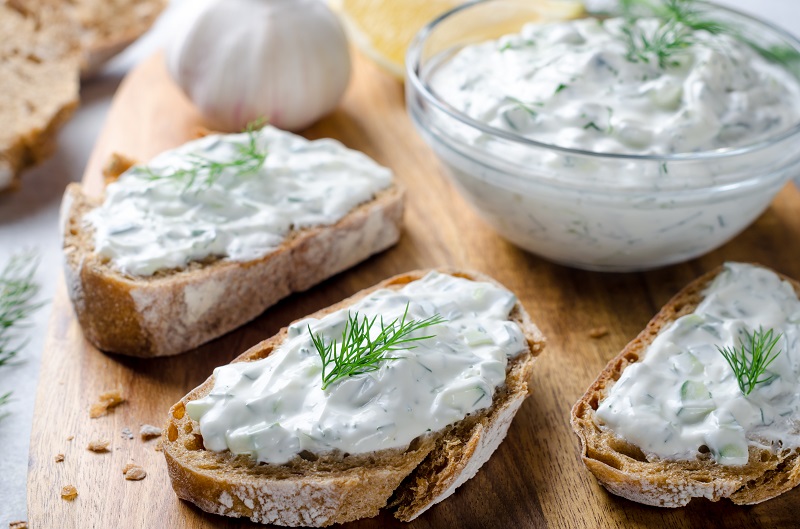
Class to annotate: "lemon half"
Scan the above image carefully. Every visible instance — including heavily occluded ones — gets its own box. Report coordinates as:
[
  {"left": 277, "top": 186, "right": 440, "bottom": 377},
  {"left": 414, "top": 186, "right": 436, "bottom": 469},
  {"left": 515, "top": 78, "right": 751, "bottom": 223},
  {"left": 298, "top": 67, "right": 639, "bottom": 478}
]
[{"left": 331, "top": 0, "right": 585, "bottom": 79}]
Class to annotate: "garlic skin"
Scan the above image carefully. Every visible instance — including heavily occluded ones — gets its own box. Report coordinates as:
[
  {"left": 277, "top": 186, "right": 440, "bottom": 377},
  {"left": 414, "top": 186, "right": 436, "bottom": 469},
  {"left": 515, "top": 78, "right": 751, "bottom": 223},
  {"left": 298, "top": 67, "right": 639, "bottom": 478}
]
[{"left": 167, "top": 0, "right": 351, "bottom": 132}]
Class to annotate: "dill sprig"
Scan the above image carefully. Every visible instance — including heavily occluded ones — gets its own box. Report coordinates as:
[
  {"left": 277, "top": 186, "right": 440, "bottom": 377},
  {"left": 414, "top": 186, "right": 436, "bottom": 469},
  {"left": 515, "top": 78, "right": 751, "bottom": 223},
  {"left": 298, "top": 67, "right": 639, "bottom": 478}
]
[
  {"left": 717, "top": 327, "right": 782, "bottom": 396},
  {"left": 141, "top": 121, "right": 268, "bottom": 190},
  {"left": 0, "top": 251, "right": 42, "bottom": 409},
  {"left": 619, "top": 0, "right": 724, "bottom": 68},
  {"left": 309, "top": 304, "right": 445, "bottom": 390},
  {"left": 618, "top": 0, "right": 797, "bottom": 70}
]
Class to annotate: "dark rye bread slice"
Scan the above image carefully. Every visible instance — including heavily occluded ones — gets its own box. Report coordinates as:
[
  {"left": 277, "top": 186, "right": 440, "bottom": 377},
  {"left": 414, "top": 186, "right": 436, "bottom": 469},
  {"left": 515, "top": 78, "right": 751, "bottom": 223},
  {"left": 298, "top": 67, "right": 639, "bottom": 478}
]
[
  {"left": 571, "top": 265, "right": 800, "bottom": 507},
  {"left": 0, "top": 2, "right": 80, "bottom": 192},
  {"left": 61, "top": 163, "right": 405, "bottom": 357},
  {"left": 163, "top": 269, "right": 546, "bottom": 526}
]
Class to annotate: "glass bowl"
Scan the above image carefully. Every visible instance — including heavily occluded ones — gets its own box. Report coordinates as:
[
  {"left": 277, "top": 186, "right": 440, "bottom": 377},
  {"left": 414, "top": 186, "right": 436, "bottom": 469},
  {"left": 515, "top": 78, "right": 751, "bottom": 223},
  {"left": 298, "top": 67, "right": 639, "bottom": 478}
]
[{"left": 405, "top": 0, "right": 800, "bottom": 272}]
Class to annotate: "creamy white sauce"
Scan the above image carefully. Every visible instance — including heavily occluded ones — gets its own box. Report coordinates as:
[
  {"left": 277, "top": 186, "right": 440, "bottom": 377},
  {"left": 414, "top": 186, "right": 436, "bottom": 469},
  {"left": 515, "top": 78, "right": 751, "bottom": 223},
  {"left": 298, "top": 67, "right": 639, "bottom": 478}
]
[
  {"left": 86, "top": 126, "right": 392, "bottom": 276},
  {"left": 596, "top": 263, "right": 800, "bottom": 466},
  {"left": 419, "top": 16, "right": 800, "bottom": 270},
  {"left": 186, "top": 272, "right": 526, "bottom": 465},
  {"left": 432, "top": 17, "right": 800, "bottom": 155}
]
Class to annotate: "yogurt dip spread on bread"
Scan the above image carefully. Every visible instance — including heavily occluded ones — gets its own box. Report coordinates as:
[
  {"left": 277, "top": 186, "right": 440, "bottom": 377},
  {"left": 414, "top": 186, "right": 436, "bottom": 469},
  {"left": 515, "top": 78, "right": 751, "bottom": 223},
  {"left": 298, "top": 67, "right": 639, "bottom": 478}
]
[
  {"left": 596, "top": 263, "right": 800, "bottom": 466},
  {"left": 86, "top": 126, "right": 392, "bottom": 276},
  {"left": 186, "top": 272, "right": 527, "bottom": 465}
]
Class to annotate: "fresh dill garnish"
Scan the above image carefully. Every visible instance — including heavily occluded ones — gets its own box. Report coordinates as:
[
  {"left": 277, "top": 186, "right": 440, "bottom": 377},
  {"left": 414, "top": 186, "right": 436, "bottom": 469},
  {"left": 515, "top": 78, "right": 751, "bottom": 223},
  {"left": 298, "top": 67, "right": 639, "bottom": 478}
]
[
  {"left": 617, "top": 0, "right": 800, "bottom": 70},
  {"left": 309, "top": 303, "right": 445, "bottom": 390},
  {"left": 555, "top": 83, "right": 569, "bottom": 94},
  {"left": 0, "top": 251, "right": 42, "bottom": 409},
  {"left": 717, "top": 327, "right": 782, "bottom": 396},
  {"left": 141, "top": 120, "right": 268, "bottom": 190},
  {"left": 583, "top": 121, "right": 603, "bottom": 132}
]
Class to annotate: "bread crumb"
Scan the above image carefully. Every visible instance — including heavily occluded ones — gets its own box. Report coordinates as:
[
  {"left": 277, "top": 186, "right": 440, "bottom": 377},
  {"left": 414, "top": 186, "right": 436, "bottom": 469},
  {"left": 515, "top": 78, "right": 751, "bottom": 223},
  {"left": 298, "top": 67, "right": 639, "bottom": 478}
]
[
  {"left": 121, "top": 427, "right": 134, "bottom": 440},
  {"left": 9, "top": 521, "right": 28, "bottom": 529},
  {"left": 140, "top": 424, "right": 161, "bottom": 440},
  {"left": 66, "top": 435, "right": 74, "bottom": 441},
  {"left": 60, "top": 485, "right": 78, "bottom": 501},
  {"left": 123, "top": 464, "right": 147, "bottom": 481},
  {"left": 55, "top": 454, "right": 65, "bottom": 463},
  {"left": 89, "top": 390, "right": 125, "bottom": 418},
  {"left": 87, "top": 439, "right": 110, "bottom": 452},
  {"left": 589, "top": 326, "right": 609, "bottom": 339},
  {"left": 154, "top": 438, "right": 163, "bottom": 452}
]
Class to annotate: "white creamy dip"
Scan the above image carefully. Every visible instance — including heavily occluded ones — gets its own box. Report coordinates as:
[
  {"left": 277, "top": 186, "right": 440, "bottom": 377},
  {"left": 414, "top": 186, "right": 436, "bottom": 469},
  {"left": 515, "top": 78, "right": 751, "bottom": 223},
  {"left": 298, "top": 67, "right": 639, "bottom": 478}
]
[
  {"left": 431, "top": 17, "right": 800, "bottom": 155},
  {"left": 86, "top": 126, "right": 392, "bottom": 276},
  {"left": 595, "top": 263, "right": 800, "bottom": 466},
  {"left": 414, "top": 14, "right": 800, "bottom": 270},
  {"left": 186, "top": 272, "right": 527, "bottom": 465}
]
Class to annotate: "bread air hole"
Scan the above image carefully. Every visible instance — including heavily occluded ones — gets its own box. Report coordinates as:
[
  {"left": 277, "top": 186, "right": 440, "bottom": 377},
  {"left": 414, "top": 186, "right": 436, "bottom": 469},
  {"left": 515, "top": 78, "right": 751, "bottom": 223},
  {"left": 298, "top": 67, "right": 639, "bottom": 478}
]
[
  {"left": 172, "top": 403, "right": 185, "bottom": 420},
  {"left": 587, "top": 449, "right": 623, "bottom": 470},
  {"left": 184, "top": 434, "right": 203, "bottom": 451},
  {"left": 167, "top": 423, "right": 178, "bottom": 442},
  {"left": 698, "top": 445, "right": 710, "bottom": 454},
  {"left": 691, "top": 474, "right": 712, "bottom": 483},
  {"left": 406, "top": 436, "right": 423, "bottom": 453},
  {"left": 298, "top": 450, "right": 318, "bottom": 462},
  {"left": 183, "top": 423, "right": 193, "bottom": 434},
  {"left": 607, "top": 438, "right": 647, "bottom": 463}
]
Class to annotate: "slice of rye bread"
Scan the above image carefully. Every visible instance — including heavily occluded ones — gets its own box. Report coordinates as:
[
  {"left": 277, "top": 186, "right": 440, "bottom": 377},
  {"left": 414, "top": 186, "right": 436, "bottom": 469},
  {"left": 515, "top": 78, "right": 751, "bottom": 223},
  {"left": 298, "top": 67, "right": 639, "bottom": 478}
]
[
  {"left": 571, "top": 265, "right": 800, "bottom": 508},
  {"left": 63, "top": 0, "right": 168, "bottom": 75},
  {"left": 163, "top": 269, "right": 546, "bottom": 526},
  {"left": 0, "top": 2, "right": 80, "bottom": 192},
  {"left": 61, "top": 166, "right": 405, "bottom": 357}
]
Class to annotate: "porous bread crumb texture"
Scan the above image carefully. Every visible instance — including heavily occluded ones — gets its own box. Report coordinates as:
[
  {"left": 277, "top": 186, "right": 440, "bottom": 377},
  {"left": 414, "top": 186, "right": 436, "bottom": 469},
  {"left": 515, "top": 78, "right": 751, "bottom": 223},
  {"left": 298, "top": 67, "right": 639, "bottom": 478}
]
[
  {"left": 162, "top": 269, "right": 545, "bottom": 526},
  {"left": 55, "top": 453, "right": 65, "bottom": 463},
  {"left": 61, "top": 177, "right": 405, "bottom": 357},
  {"left": 9, "top": 521, "right": 27, "bottom": 529},
  {"left": 571, "top": 265, "right": 800, "bottom": 507},
  {"left": 0, "top": 1, "right": 79, "bottom": 192},
  {"left": 60, "top": 485, "right": 78, "bottom": 501},
  {"left": 61, "top": 0, "right": 167, "bottom": 73},
  {"left": 88, "top": 389, "right": 124, "bottom": 418},
  {"left": 87, "top": 439, "right": 110, "bottom": 452}
]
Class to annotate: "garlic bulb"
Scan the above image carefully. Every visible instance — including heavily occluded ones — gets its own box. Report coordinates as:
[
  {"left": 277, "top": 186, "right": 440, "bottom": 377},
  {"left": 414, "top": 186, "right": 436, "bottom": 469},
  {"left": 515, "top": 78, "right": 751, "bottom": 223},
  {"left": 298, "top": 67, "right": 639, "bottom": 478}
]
[{"left": 167, "top": 0, "right": 351, "bottom": 132}]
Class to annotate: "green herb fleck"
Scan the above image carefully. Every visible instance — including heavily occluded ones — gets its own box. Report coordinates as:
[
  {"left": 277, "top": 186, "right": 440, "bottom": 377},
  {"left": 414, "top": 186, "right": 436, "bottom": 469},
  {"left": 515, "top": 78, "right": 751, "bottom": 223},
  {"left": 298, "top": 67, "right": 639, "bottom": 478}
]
[
  {"left": 717, "top": 327, "right": 782, "bottom": 396},
  {"left": 555, "top": 83, "right": 569, "bottom": 94},
  {"left": 141, "top": 119, "right": 268, "bottom": 190},
  {"left": 309, "top": 304, "right": 445, "bottom": 390},
  {"left": 584, "top": 121, "right": 603, "bottom": 132}
]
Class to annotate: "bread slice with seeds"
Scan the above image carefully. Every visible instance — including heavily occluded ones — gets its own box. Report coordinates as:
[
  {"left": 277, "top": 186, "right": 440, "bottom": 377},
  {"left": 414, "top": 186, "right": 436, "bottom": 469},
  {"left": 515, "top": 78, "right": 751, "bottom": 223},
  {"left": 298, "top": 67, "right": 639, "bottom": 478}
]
[
  {"left": 571, "top": 265, "right": 800, "bottom": 507},
  {"left": 163, "top": 269, "right": 545, "bottom": 526}
]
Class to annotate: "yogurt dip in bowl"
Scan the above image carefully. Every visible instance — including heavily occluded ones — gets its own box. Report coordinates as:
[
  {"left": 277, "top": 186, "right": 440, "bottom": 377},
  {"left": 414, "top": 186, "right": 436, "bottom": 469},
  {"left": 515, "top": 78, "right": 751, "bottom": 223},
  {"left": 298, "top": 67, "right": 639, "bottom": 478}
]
[{"left": 406, "top": 0, "right": 800, "bottom": 271}]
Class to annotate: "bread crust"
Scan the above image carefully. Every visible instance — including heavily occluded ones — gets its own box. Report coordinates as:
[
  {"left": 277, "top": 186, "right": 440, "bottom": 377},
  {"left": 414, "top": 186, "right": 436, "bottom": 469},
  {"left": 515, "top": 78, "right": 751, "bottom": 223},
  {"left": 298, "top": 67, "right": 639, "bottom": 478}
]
[
  {"left": 61, "top": 177, "right": 405, "bottom": 357},
  {"left": 571, "top": 264, "right": 800, "bottom": 507},
  {"left": 163, "top": 269, "right": 545, "bottom": 526}
]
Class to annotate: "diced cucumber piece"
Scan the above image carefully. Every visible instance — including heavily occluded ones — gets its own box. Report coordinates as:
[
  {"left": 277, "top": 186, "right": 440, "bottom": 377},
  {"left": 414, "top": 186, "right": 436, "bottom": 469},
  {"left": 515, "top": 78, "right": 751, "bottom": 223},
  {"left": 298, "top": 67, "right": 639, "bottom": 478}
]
[
  {"left": 676, "top": 406, "right": 713, "bottom": 423},
  {"left": 464, "top": 329, "right": 494, "bottom": 346},
  {"left": 680, "top": 380, "right": 711, "bottom": 402},
  {"left": 717, "top": 444, "right": 748, "bottom": 465}
]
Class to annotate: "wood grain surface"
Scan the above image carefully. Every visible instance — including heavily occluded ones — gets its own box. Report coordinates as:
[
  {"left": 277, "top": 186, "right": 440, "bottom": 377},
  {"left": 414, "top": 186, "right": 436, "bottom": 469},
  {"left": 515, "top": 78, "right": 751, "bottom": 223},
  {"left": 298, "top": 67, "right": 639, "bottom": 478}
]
[{"left": 27, "top": 51, "right": 800, "bottom": 529}]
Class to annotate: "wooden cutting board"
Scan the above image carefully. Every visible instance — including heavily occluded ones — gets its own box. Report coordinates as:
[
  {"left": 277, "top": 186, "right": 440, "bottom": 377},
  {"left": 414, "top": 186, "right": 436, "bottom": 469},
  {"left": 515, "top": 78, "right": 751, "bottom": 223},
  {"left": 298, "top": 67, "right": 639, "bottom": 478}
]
[{"left": 27, "top": 51, "right": 800, "bottom": 528}]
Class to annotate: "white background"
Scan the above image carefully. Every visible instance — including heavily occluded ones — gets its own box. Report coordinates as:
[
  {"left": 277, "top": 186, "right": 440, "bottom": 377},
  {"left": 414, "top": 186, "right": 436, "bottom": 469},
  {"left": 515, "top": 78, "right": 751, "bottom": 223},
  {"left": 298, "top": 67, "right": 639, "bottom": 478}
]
[{"left": 0, "top": 0, "right": 797, "bottom": 523}]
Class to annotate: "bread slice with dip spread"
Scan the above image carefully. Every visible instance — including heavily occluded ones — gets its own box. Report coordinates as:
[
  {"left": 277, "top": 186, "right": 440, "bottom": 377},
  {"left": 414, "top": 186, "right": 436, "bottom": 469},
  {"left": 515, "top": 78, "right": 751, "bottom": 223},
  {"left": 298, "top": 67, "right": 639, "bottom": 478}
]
[
  {"left": 572, "top": 262, "right": 800, "bottom": 507},
  {"left": 61, "top": 125, "right": 404, "bottom": 357},
  {"left": 163, "top": 269, "right": 545, "bottom": 525}
]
